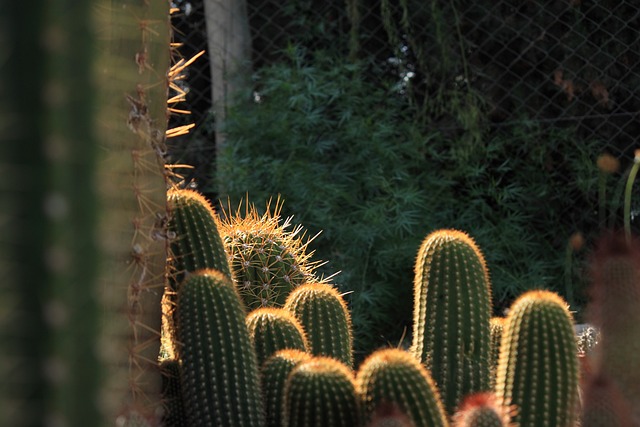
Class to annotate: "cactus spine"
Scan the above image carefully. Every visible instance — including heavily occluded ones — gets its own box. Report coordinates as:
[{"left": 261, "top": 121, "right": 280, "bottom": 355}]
[
  {"left": 283, "top": 356, "right": 360, "bottom": 427},
  {"left": 219, "top": 198, "right": 322, "bottom": 310},
  {"left": 176, "top": 269, "right": 265, "bottom": 427},
  {"left": 495, "top": 290, "right": 579, "bottom": 427},
  {"left": 284, "top": 282, "right": 354, "bottom": 367},
  {"left": 586, "top": 232, "right": 640, "bottom": 423},
  {"left": 410, "top": 229, "right": 492, "bottom": 415},
  {"left": 246, "top": 307, "right": 309, "bottom": 366},
  {"left": 262, "top": 349, "right": 313, "bottom": 427},
  {"left": 356, "top": 348, "right": 448, "bottom": 427}
]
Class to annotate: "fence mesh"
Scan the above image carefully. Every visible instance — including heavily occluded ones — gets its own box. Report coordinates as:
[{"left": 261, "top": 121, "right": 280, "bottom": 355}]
[
  {"left": 170, "top": 0, "right": 639, "bottom": 163},
  {"left": 168, "top": 0, "right": 640, "bottom": 349}
]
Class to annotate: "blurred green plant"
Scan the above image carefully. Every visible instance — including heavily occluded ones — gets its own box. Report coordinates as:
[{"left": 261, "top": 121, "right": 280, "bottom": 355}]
[{"left": 216, "top": 46, "right": 607, "bottom": 357}]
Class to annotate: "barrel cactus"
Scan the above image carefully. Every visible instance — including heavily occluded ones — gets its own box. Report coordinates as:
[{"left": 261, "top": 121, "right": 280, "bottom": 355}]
[{"left": 218, "top": 198, "right": 323, "bottom": 310}]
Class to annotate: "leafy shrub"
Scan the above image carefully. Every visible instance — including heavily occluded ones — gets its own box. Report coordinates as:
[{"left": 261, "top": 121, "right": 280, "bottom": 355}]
[{"left": 216, "top": 46, "right": 604, "bottom": 357}]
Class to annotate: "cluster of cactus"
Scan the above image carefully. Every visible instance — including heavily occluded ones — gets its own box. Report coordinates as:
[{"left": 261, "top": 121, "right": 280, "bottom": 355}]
[{"left": 162, "top": 190, "right": 629, "bottom": 427}]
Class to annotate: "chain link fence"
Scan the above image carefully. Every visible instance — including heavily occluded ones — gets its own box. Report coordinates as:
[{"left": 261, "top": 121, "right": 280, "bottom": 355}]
[
  {"left": 168, "top": 0, "right": 640, "bottom": 350},
  {"left": 170, "top": 0, "right": 639, "bottom": 173}
]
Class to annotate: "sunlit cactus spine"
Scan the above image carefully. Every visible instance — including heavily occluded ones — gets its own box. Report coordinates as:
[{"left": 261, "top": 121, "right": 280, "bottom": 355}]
[
  {"left": 284, "top": 282, "right": 354, "bottom": 367},
  {"left": 488, "top": 317, "right": 505, "bottom": 390},
  {"left": 586, "top": 231, "right": 640, "bottom": 423},
  {"left": 246, "top": 307, "right": 309, "bottom": 366},
  {"left": 495, "top": 290, "right": 579, "bottom": 427},
  {"left": 356, "top": 348, "right": 448, "bottom": 427},
  {"left": 176, "top": 269, "right": 265, "bottom": 427},
  {"left": 219, "top": 198, "right": 323, "bottom": 310},
  {"left": 410, "top": 229, "right": 492, "bottom": 415},
  {"left": 282, "top": 356, "right": 360, "bottom": 427},
  {"left": 262, "top": 349, "right": 312, "bottom": 427},
  {"left": 451, "top": 393, "right": 513, "bottom": 427}
]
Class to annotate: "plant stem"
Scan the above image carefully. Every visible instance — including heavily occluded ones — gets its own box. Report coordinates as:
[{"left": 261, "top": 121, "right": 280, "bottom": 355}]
[{"left": 624, "top": 152, "right": 640, "bottom": 242}]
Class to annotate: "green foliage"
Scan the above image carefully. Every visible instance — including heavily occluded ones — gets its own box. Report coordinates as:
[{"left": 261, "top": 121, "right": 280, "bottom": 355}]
[{"left": 216, "top": 45, "right": 604, "bottom": 359}]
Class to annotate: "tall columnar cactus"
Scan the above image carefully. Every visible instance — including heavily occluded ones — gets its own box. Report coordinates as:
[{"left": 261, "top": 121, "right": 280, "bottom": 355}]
[
  {"left": 356, "top": 348, "right": 448, "bottom": 427},
  {"left": 2, "top": 0, "right": 171, "bottom": 425},
  {"left": 246, "top": 307, "right": 309, "bottom": 367},
  {"left": 218, "top": 198, "right": 323, "bottom": 310},
  {"left": 176, "top": 269, "right": 265, "bottom": 427},
  {"left": 451, "top": 393, "right": 513, "bottom": 427},
  {"left": 495, "top": 290, "right": 579, "bottom": 427},
  {"left": 587, "top": 232, "right": 640, "bottom": 423},
  {"left": 410, "top": 229, "right": 492, "bottom": 415},
  {"left": 262, "top": 349, "right": 313, "bottom": 427},
  {"left": 284, "top": 282, "right": 354, "bottom": 367},
  {"left": 167, "top": 188, "right": 232, "bottom": 283},
  {"left": 488, "top": 317, "right": 505, "bottom": 390},
  {"left": 282, "top": 356, "right": 360, "bottom": 427},
  {"left": 159, "top": 358, "right": 187, "bottom": 427}
]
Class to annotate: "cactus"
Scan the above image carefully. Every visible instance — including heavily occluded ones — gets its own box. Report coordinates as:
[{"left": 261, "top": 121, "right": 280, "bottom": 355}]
[
  {"left": 451, "top": 393, "right": 513, "bottom": 427},
  {"left": 488, "top": 317, "right": 505, "bottom": 391},
  {"left": 364, "top": 402, "right": 416, "bottom": 427},
  {"left": 218, "top": 198, "right": 323, "bottom": 310},
  {"left": 2, "top": 0, "right": 172, "bottom": 425},
  {"left": 262, "top": 349, "right": 313, "bottom": 427},
  {"left": 167, "top": 188, "right": 232, "bottom": 283},
  {"left": 160, "top": 358, "right": 187, "bottom": 427},
  {"left": 282, "top": 356, "right": 360, "bottom": 427},
  {"left": 284, "top": 282, "right": 354, "bottom": 367},
  {"left": 176, "top": 269, "right": 265, "bottom": 427},
  {"left": 495, "top": 290, "right": 579, "bottom": 427},
  {"left": 356, "top": 348, "right": 448, "bottom": 427},
  {"left": 246, "top": 307, "right": 309, "bottom": 366},
  {"left": 410, "top": 229, "right": 492, "bottom": 415}
]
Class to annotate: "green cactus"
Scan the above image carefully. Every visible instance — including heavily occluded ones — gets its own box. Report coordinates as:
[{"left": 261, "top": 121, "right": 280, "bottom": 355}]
[
  {"left": 160, "top": 358, "right": 187, "bottom": 427},
  {"left": 167, "top": 188, "right": 232, "bottom": 283},
  {"left": 284, "top": 282, "right": 354, "bottom": 367},
  {"left": 451, "top": 393, "right": 513, "bottom": 427},
  {"left": 410, "top": 229, "right": 492, "bottom": 415},
  {"left": 282, "top": 356, "right": 360, "bottom": 427},
  {"left": 176, "top": 269, "right": 265, "bottom": 427},
  {"left": 356, "top": 348, "right": 448, "bottom": 427},
  {"left": 262, "top": 349, "right": 313, "bottom": 427},
  {"left": 364, "top": 402, "right": 417, "bottom": 427},
  {"left": 2, "top": 0, "right": 171, "bottom": 425},
  {"left": 587, "top": 232, "right": 640, "bottom": 422},
  {"left": 488, "top": 317, "right": 505, "bottom": 391},
  {"left": 495, "top": 290, "right": 579, "bottom": 427},
  {"left": 246, "top": 307, "right": 309, "bottom": 367},
  {"left": 218, "top": 198, "right": 323, "bottom": 310}
]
